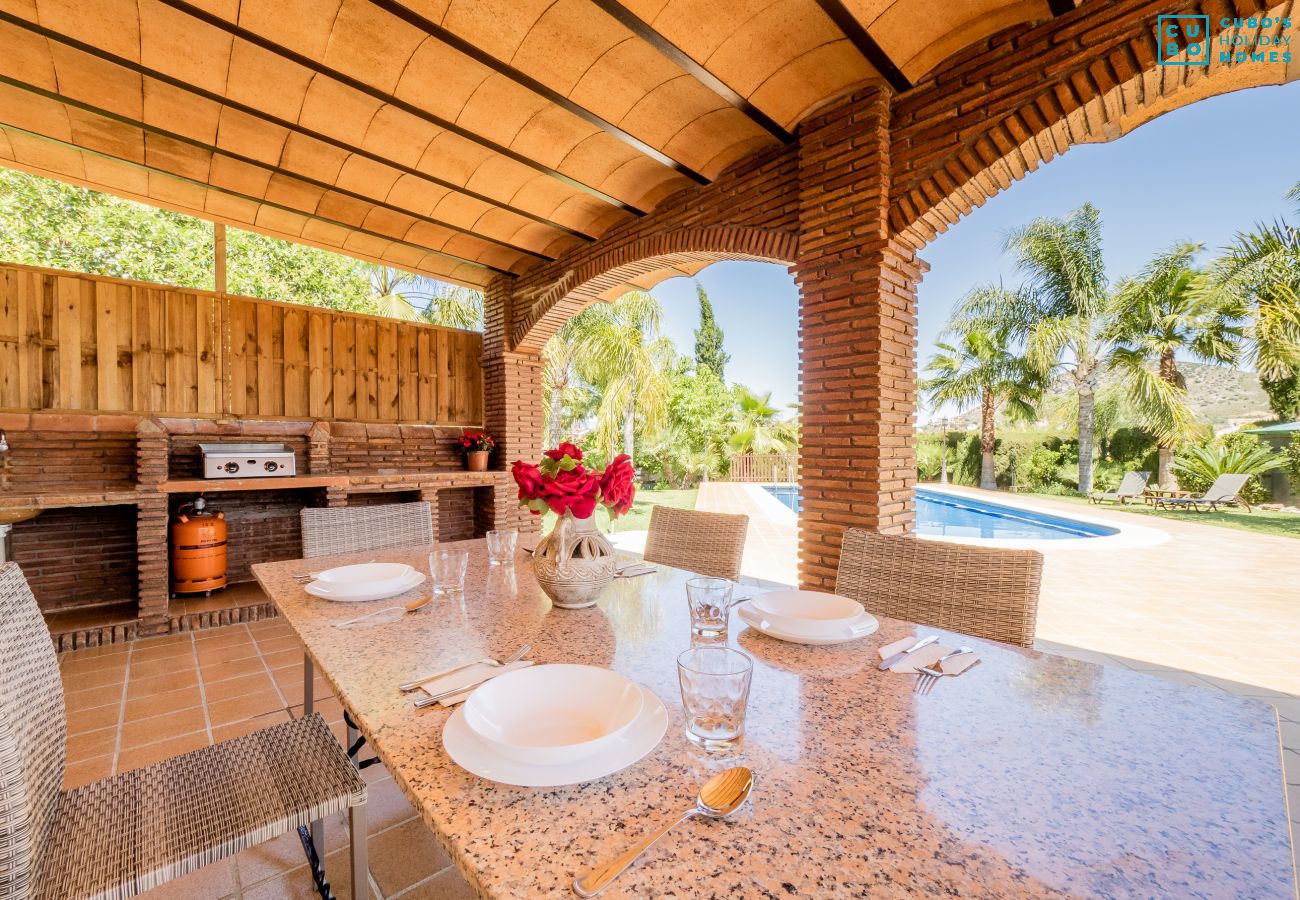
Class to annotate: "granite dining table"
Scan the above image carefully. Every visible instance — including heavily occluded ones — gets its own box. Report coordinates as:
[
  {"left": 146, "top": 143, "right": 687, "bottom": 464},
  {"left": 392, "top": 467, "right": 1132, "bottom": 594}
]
[{"left": 253, "top": 539, "right": 1297, "bottom": 898}]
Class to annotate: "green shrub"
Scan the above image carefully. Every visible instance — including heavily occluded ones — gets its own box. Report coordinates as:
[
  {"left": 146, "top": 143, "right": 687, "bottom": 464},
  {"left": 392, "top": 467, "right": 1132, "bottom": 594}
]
[
  {"left": 1172, "top": 438, "right": 1279, "bottom": 505},
  {"left": 1106, "top": 427, "right": 1156, "bottom": 465},
  {"left": 1283, "top": 434, "right": 1300, "bottom": 493}
]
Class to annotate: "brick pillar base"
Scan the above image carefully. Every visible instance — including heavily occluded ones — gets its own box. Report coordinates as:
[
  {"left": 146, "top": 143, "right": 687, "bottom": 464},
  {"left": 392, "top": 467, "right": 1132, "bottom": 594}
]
[
  {"left": 136, "top": 496, "right": 170, "bottom": 634},
  {"left": 794, "top": 86, "right": 921, "bottom": 590},
  {"left": 418, "top": 487, "right": 442, "bottom": 541}
]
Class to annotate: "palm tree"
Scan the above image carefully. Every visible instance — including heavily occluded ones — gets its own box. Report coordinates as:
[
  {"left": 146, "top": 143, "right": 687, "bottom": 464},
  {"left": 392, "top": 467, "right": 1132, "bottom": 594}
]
[
  {"left": 568, "top": 291, "right": 675, "bottom": 459},
  {"left": 542, "top": 322, "right": 581, "bottom": 448},
  {"left": 365, "top": 265, "right": 484, "bottom": 330},
  {"left": 1197, "top": 184, "right": 1300, "bottom": 418},
  {"left": 726, "top": 387, "right": 799, "bottom": 455},
  {"left": 923, "top": 296, "right": 1045, "bottom": 489},
  {"left": 1106, "top": 242, "right": 1240, "bottom": 486},
  {"left": 955, "top": 204, "right": 1110, "bottom": 492}
]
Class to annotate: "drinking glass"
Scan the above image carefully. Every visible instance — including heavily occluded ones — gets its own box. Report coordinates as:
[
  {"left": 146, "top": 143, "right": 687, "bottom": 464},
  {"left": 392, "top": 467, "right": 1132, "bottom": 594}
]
[
  {"left": 677, "top": 647, "right": 753, "bottom": 752},
  {"left": 430, "top": 547, "right": 469, "bottom": 597},
  {"left": 485, "top": 529, "right": 518, "bottom": 565},
  {"left": 685, "top": 576, "right": 734, "bottom": 638}
]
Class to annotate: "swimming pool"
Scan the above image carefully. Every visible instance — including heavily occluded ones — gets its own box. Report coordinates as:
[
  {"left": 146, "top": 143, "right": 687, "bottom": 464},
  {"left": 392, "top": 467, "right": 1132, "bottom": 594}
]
[{"left": 763, "top": 486, "right": 1119, "bottom": 541}]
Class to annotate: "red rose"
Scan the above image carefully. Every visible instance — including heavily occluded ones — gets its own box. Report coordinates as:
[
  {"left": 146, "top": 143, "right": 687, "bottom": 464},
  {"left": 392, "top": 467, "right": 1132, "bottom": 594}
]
[
  {"left": 598, "top": 454, "right": 636, "bottom": 518},
  {"left": 538, "top": 465, "right": 599, "bottom": 518},
  {"left": 544, "top": 441, "right": 583, "bottom": 463},
  {"left": 512, "top": 460, "right": 544, "bottom": 501}
]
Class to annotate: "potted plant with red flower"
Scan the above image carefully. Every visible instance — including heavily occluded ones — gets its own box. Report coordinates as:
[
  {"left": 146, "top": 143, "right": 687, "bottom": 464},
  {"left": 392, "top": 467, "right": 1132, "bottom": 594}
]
[
  {"left": 512, "top": 443, "right": 636, "bottom": 608},
  {"left": 458, "top": 429, "right": 495, "bottom": 472}
]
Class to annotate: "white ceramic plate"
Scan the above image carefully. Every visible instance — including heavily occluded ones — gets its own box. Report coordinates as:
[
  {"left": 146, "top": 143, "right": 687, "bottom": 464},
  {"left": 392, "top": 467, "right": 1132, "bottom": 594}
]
[
  {"left": 312, "top": 563, "right": 415, "bottom": 596},
  {"left": 305, "top": 570, "right": 425, "bottom": 603},
  {"left": 444, "top": 685, "right": 667, "bottom": 787},
  {"left": 737, "top": 602, "right": 879, "bottom": 645},
  {"left": 463, "top": 665, "right": 643, "bottom": 766},
  {"left": 750, "top": 590, "right": 865, "bottom": 637}
]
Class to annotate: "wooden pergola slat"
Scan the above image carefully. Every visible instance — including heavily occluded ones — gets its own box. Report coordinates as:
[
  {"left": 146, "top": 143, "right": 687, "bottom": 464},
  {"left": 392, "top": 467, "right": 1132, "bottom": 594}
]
[
  {"left": 156, "top": 0, "right": 650, "bottom": 216},
  {"left": 0, "top": 9, "right": 599, "bottom": 246}
]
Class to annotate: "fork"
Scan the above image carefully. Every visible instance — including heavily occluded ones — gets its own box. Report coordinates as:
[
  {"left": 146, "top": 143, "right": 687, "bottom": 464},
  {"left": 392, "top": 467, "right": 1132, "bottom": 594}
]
[
  {"left": 914, "top": 647, "right": 976, "bottom": 694},
  {"left": 398, "top": 643, "right": 531, "bottom": 692}
]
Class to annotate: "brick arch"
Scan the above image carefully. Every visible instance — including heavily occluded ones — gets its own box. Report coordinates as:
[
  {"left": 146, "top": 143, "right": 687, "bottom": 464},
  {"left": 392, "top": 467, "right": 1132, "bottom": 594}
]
[
  {"left": 889, "top": 1, "right": 1295, "bottom": 250},
  {"left": 510, "top": 225, "right": 799, "bottom": 351}
]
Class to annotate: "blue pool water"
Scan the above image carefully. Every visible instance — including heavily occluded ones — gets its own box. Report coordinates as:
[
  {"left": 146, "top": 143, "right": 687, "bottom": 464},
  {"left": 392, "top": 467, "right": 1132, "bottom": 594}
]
[{"left": 764, "top": 486, "right": 1118, "bottom": 540}]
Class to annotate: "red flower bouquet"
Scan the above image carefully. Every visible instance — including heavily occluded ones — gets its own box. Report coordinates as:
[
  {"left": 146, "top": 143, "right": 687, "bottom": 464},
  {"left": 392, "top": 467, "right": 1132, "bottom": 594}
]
[
  {"left": 458, "top": 430, "right": 496, "bottom": 454},
  {"left": 512, "top": 444, "right": 636, "bottom": 520}
]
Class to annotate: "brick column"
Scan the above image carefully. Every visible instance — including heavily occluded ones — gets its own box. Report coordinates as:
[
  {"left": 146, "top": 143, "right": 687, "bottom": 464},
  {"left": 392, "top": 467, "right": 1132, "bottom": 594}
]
[
  {"left": 482, "top": 276, "right": 543, "bottom": 534},
  {"left": 307, "top": 420, "right": 331, "bottom": 474},
  {"left": 794, "top": 86, "right": 922, "bottom": 590},
  {"left": 418, "top": 487, "right": 442, "bottom": 541}
]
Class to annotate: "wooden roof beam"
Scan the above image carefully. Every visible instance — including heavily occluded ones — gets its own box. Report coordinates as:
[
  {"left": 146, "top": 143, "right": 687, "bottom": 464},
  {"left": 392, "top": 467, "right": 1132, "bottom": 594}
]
[
  {"left": 812, "top": 0, "right": 912, "bottom": 93},
  {"left": 0, "top": 74, "right": 554, "bottom": 263},
  {"left": 0, "top": 9, "right": 596, "bottom": 243},
  {"left": 586, "top": 0, "right": 795, "bottom": 144},
  {"left": 0, "top": 123, "right": 518, "bottom": 278},
  {"left": 1048, "top": 0, "right": 1077, "bottom": 16},
  {"left": 156, "top": 0, "right": 647, "bottom": 215},
  {"left": 366, "top": 0, "right": 710, "bottom": 184}
]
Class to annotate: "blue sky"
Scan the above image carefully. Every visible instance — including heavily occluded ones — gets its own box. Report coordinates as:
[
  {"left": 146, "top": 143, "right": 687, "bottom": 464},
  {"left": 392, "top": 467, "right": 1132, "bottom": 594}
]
[{"left": 652, "top": 79, "right": 1300, "bottom": 417}]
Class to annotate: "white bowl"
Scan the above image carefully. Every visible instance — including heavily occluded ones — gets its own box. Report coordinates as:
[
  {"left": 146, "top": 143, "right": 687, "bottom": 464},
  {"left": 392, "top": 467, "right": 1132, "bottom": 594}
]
[
  {"left": 463, "top": 665, "right": 644, "bottom": 766},
  {"left": 750, "top": 590, "right": 865, "bottom": 637}
]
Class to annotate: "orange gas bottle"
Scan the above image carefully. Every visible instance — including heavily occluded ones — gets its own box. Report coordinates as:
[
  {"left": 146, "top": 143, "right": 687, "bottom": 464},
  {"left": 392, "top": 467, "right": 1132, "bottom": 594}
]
[{"left": 171, "top": 497, "right": 228, "bottom": 595}]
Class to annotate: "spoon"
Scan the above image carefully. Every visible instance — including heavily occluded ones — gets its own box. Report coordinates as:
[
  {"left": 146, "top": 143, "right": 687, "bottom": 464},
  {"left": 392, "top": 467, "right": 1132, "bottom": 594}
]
[
  {"left": 572, "top": 767, "right": 753, "bottom": 897},
  {"left": 332, "top": 595, "right": 431, "bottom": 628}
]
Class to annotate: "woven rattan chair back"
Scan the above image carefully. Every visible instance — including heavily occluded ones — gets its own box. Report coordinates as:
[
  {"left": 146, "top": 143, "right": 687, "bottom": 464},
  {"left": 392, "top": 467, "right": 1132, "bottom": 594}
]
[
  {"left": 642, "top": 506, "right": 749, "bottom": 582},
  {"left": 834, "top": 530, "right": 1043, "bottom": 647},
  {"left": 300, "top": 502, "right": 434, "bottom": 559},
  {"left": 0, "top": 563, "right": 66, "bottom": 900}
]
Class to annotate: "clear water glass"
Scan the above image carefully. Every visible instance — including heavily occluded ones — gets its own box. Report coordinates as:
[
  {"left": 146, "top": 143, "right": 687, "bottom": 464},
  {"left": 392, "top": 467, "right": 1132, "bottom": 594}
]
[
  {"left": 685, "top": 576, "right": 734, "bottom": 638},
  {"left": 485, "top": 529, "right": 517, "bottom": 565},
  {"left": 677, "top": 647, "right": 753, "bottom": 753},
  {"left": 430, "top": 547, "right": 469, "bottom": 596}
]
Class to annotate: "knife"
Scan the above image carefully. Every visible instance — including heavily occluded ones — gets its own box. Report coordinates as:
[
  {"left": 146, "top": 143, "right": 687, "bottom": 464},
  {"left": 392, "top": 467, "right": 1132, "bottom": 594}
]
[{"left": 878, "top": 634, "right": 940, "bottom": 671}]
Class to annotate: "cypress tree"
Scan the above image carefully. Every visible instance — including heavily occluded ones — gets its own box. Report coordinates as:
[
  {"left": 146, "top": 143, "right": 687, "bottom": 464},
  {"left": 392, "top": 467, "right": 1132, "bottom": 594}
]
[{"left": 693, "top": 283, "right": 730, "bottom": 379}]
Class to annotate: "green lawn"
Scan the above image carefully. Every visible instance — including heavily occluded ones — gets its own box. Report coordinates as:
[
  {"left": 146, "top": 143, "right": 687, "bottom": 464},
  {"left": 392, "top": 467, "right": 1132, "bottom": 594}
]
[
  {"left": 1026, "top": 492, "right": 1300, "bottom": 539},
  {"left": 539, "top": 489, "right": 698, "bottom": 534}
]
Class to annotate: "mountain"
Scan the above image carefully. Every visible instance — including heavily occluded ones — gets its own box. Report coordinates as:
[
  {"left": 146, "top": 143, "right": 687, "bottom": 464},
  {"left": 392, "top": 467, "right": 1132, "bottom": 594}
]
[{"left": 941, "top": 362, "right": 1271, "bottom": 432}]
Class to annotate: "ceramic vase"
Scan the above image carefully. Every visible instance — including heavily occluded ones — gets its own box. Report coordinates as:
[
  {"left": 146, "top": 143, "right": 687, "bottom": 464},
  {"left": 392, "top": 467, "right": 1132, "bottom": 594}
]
[{"left": 532, "top": 512, "right": 616, "bottom": 609}]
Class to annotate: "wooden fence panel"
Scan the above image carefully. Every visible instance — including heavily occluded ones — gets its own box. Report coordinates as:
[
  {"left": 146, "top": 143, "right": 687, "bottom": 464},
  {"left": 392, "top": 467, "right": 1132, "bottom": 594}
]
[
  {"left": 0, "top": 262, "right": 484, "bottom": 425},
  {"left": 729, "top": 453, "right": 799, "bottom": 483}
]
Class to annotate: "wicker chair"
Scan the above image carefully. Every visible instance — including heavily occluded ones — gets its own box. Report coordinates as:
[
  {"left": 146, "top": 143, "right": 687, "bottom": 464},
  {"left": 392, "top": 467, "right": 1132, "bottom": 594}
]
[
  {"left": 0, "top": 562, "right": 368, "bottom": 899},
  {"left": 300, "top": 501, "right": 434, "bottom": 558},
  {"left": 834, "top": 530, "right": 1043, "bottom": 647},
  {"left": 642, "top": 506, "right": 749, "bottom": 582}
]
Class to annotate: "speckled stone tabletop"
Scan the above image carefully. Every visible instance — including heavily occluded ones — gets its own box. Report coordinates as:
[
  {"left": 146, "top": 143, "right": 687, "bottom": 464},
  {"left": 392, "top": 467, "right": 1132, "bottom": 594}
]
[{"left": 254, "top": 541, "right": 1297, "bottom": 898}]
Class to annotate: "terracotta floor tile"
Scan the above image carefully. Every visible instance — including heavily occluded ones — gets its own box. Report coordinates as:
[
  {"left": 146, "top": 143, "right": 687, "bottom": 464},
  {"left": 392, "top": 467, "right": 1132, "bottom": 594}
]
[
  {"left": 199, "top": 653, "right": 269, "bottom": 684},
  {"left": 255, "top": 634, "right": 305, "bottom": 654},
  {"left": 116, "top": 731, "right": 210, "bottom": 773},
  {"left": 63, "top": 754, "right": 112, "bottom": 790},
  {"left": 67, "top": 702, "right": 123, "bottom": 736},
  {"left": 399, "top": 866, "right": 477, "bottom": 900},
  {"left": 207, "top": 689, "right": 285, "bottom": 726},
  {"left": 262, "top": 648, "right": 303, "bottom": 670},
  {"left": 124, "top": 686, "right": 203, "bottom": 721},
  {"left": 126, "top": 670, "right": 199, "bottom": 700},
  {"left": 369, "top": 817, "right": 452, "bottom": 896},
  {"left": 211, "top": 710, "right": 291, "bottom": 743},
  {"left": 127, "top": 656, "right": 197, "bottom": 681},
  {"left": 64, "top": 684, "right": 124, "bottom": 713},
  {"left": 129, "top": 640, "right": 196, "bottom": 664},
  {"left": 61, "top": 666, "right": 127, "bottom": 693},
  {"left": 192, "top": 626, "right": 253, "bottom": 647},
  {"left": 234, "top": 826, "right": 321, "bottom": 887},
  {"left": 203, "top": 671, "right": 277, "bottom": 703},
  {"left": 195, "top": 642, "right": 261, "bottom": 668},
  {"left": 120, "top": 707, "right": 208, "bottom": 750},
  {"left": 132, "top": 860, "right": 236, "bottom": 900},
  {"left": 66, "top": 725, "right": 119, "bottom": 762},
  {"left": 364, "top": 777, "right": 419, "bottom": 835}
]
